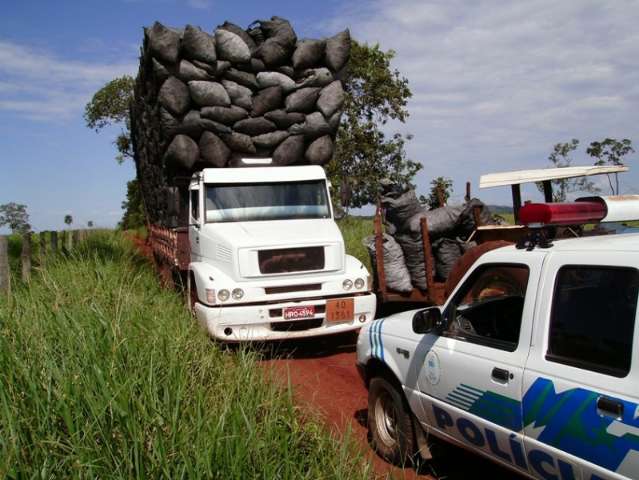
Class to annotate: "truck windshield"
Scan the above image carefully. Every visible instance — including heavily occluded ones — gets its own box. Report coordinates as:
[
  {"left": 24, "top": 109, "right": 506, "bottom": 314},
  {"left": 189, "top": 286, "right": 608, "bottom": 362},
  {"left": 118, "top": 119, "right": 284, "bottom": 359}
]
[{"left": 205, "top": 180, "right": 331, "bottom": 223}]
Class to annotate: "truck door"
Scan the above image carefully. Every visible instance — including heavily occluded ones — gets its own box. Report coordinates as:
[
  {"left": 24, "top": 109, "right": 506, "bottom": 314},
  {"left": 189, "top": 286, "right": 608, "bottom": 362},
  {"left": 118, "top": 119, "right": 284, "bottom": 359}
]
[
  {"left": 417, "top": 255, "right": 544, "bottom": 475},
  {"left": 523, "top": 252, "right": 639, "bottom": 480},
  {"left": 189, "top": 187, "right": 202, "bottom": 261}
]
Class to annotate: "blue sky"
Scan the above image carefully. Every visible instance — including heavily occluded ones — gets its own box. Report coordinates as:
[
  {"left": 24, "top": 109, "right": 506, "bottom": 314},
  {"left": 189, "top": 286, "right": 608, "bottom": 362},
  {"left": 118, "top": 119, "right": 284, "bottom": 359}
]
[{"left": 1, "top": 0, "right": 638, "bottom": 231}]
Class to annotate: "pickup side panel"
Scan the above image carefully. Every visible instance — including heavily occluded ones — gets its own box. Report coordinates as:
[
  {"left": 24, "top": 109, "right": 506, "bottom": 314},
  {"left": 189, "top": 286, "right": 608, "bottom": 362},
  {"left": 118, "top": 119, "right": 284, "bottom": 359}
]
[{"left": 523, "top": 251, "right": 639, "bottom": 480}]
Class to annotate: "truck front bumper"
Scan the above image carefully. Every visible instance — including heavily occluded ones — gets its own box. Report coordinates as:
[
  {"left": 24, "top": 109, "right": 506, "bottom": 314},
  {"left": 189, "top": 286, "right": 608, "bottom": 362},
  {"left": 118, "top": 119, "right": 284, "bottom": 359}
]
[{"left": 193, "top": 293, "right": 377, "bottom": 342}]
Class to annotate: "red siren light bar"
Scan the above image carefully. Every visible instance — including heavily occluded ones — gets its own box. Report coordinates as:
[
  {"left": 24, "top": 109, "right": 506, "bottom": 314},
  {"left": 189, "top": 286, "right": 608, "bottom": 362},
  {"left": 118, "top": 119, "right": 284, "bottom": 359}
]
[{"left": 519, "top": 201, "right": 607, "bottom": 227}]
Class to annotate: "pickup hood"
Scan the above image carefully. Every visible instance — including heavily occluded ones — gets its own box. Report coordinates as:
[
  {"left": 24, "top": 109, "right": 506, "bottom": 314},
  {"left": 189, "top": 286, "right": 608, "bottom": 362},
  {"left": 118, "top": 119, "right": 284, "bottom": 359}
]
[{"left": 201, "top": 218, "right": 343, "bottom": 248}]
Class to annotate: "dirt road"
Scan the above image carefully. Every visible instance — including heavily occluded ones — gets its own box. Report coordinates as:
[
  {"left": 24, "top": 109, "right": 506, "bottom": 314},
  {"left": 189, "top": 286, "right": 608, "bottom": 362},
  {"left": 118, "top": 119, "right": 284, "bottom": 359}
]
[{"left": 261, "top": 332, "right": 523, "bottom": 479}]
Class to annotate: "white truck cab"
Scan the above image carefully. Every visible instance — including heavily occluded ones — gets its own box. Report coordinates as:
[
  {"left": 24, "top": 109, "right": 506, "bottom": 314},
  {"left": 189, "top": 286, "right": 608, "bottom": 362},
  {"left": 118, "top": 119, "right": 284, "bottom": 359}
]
[
  {"left": 357, "top": 198, "right": 639, "bottom": 480},
  {"left": 188, "top": 165, "right": 376, "bottom": 341}
]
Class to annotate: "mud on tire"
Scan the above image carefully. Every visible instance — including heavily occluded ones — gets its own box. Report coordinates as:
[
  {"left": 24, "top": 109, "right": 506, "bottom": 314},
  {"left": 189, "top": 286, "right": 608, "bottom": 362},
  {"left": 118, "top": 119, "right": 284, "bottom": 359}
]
[{"left": 368, "top": 376, "right": 416, "bottom": 466}]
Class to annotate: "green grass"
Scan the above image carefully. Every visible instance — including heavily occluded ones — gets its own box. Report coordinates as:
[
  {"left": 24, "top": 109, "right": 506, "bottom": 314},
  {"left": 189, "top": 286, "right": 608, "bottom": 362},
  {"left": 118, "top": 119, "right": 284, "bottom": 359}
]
[
  {"left": 0, "top": 231, "right": 370, "bottom": 479},
  {"left": 337, "top": 216, "right": 374, "bottom": 271}
]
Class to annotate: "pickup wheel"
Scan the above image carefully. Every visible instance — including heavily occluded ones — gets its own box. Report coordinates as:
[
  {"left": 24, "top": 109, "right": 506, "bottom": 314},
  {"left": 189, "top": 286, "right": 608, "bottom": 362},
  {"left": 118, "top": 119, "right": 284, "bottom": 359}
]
[{"left": 368, "top": 376, "right": 416, "bottom": 465}]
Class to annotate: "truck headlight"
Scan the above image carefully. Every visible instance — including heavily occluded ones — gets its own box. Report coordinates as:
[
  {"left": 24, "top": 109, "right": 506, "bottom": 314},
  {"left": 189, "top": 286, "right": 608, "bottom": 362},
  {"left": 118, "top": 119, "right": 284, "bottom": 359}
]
[
  {"left": 232, "top": 288, "right": 244, "bottom": 300},
  {"left": 218, "top": 289, "right": 230, "bottom": 302},
  {"left": 342, "top": 279, "right": 353, "bottom": 290},
  {"left": 354, "top": 278, "right": 365, "bottom": 289}
]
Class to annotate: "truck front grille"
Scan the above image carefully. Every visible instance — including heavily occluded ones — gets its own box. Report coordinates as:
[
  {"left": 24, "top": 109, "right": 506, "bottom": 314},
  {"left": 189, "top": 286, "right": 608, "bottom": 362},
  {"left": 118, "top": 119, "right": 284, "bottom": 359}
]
[
  {"left": 258, "top": 247, "right": 325, "bottom": 274},
  {"left": 264, "top": 284, "right": 322, "bottom": 295}
]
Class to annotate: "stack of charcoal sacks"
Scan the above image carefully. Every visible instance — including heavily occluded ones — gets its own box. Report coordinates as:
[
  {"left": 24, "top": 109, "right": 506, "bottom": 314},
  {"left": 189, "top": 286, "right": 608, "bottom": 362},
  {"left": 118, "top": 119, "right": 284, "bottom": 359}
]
[
  {"left": 131, "top": 16, "right": 350, "bottom": 226},
  {"left": 365, "top": 182, "right": 496, "bottom": 292}
]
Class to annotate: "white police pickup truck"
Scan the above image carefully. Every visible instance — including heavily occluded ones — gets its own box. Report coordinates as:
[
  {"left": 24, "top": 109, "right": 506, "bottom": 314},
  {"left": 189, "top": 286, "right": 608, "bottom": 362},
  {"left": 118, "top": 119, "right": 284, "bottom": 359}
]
[{"left": 357, "top": 197, "right": 639, "bottom": 480}]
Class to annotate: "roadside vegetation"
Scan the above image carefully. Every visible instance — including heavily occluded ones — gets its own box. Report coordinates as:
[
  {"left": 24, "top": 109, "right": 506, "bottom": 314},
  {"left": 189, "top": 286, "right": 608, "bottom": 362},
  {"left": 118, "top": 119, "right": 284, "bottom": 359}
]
[
  {"left": 0, "top": 231, "right": 370, "bottom": 479},
  {"left": 337, "top": 216, "right": 373, "bottom": 271}
]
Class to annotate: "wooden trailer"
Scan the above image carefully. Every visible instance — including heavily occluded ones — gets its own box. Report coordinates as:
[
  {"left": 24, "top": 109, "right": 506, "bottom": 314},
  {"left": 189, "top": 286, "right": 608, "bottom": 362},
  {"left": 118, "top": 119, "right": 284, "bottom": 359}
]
[{"left": 373, "top": 165, "right": 629, "bottom": 306}]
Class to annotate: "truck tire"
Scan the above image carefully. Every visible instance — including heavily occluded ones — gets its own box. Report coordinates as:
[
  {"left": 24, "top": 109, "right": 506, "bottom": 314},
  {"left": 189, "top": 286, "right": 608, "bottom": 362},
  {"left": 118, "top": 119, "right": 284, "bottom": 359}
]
[
  {"left": 444, "top": 240, "right": 512, "bottom": 299},
  {"left": 368, "top": 376, "right": 416, "bottom": 466}
]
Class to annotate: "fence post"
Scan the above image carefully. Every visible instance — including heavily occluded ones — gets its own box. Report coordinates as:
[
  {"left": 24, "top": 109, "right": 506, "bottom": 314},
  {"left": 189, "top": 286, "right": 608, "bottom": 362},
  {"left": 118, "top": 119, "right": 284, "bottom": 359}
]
[
  {"left": 67, "top": 230, "right": 73, "bottom": 251},
  {"left": 60, "top": 231, "right": 67, "bottom": 254},
  {"left": 40, "top": 231, "right": 47, "bottom": 259},
  {"left": 72, "top": 230, "right": 80, "bottom": 247},
  {"left": 51, "top": 231, "right": 58, "bottom": 253},
  {"left": 21, "top": 232, "right": 32, "bottom": 283},
  {"left": 0, "top": 236, "right": 9, "bottom": 297}
]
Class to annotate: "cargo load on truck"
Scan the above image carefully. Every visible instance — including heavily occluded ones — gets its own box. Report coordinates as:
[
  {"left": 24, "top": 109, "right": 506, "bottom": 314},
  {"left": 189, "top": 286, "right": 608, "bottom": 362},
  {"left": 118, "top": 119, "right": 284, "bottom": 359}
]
[{"left": 131, "top": 16, "right": 350, "bottom": 227}]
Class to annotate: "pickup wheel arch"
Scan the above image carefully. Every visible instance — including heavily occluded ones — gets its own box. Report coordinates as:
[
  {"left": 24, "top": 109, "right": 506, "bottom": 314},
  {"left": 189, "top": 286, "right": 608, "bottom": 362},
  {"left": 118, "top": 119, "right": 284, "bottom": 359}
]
[
  {"left": 368, "top": 376, "right": 417, "bottom": 466},
  {"left": 444, "top": 240, "right": 513, "bottom": 298}
]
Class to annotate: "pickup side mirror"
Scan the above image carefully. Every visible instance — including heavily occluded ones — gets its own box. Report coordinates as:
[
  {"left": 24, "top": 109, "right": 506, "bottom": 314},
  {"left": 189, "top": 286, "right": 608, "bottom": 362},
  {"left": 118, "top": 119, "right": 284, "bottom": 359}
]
[{"left": 412, "top": 308, "right": 443, "bottom": 335}]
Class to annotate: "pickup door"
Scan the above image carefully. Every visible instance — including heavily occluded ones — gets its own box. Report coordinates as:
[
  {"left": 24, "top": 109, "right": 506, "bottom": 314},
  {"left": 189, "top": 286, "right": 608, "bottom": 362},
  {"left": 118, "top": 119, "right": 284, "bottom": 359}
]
[
  {"left": 523, "top": 252, "right": 639, "bottom": 480},
  {"left": 416, "top": 252, "right": 545, "bottom": 476}
]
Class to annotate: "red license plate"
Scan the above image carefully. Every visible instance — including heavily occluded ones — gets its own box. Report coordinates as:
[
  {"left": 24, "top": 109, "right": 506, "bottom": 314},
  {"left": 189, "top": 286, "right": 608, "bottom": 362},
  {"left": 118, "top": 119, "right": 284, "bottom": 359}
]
[{"left": 283, "top": 305, "right": 315, "bottom": 320}]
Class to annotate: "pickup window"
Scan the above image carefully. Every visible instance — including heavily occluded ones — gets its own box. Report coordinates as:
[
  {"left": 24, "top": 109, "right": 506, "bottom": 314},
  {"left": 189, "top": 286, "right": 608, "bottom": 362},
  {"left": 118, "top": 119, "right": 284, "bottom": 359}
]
[
  {"left": 547, "top": 266, "right": 639, "bottom": 378},
  {"left": 445, "top": 264, "right": 530, "bottom": 352},
  {"left": 205, "top": 180, "right": 330, "bottom": 223}
]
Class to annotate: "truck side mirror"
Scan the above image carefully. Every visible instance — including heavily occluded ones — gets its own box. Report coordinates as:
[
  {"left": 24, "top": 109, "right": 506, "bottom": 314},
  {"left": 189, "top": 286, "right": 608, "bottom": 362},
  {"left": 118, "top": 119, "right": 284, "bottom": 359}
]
[{"left": 412, "top": 308, "right": 443, "bottom": 335}]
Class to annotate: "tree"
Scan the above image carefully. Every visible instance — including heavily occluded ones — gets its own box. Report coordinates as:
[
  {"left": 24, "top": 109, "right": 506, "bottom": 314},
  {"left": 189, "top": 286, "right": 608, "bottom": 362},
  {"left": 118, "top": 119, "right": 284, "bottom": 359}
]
[
  {"left": 85, "top": 76, "right": 144, "bottom": 228},
  {"left": 538, "top": 139, "right": 598, "bottom": 202},
  {"left": 87, "top": 220, "right": 94, "bottom": 228},
  {"left": 84, "top": 75, "right": 135, "bottom": 164},
  {"left": 586, "top": 138, "right": 634, "bottom": 194},
  {"left": 423, "top": 177, "right": 454, "bottom": 209},
  {"left": 0, "top": 203, "right": 31, "bottom": 234},
  {"left": 64, "top": 215, "right": 73, "bottom": 227},
  {"left": 119, "top": 180, "right": 146, "bottom": 230},
  {"left": 327, "top": 41, "right": 422, "bottom": 210}
]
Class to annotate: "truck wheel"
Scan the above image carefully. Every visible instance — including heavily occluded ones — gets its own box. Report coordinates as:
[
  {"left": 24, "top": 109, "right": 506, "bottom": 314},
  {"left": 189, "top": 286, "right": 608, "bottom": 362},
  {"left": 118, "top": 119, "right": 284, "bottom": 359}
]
[
  {"left": 368, "top": 376, "right": 416, "bottom": 465},
  {"left": 444, "top": 240, "right": 513, "bottom": 298}
]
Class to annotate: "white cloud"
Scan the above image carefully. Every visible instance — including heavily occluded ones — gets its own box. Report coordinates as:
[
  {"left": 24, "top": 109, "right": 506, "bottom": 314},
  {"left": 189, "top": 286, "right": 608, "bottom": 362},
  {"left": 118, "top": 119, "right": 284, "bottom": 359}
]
[
  {"left": 186, "top": 0, "right": 213, "bottom": 9},
  {"left": 327, "top": 0, "right": 639, "bottom": 202},
  {"left": 0, "top": 40, "right": 137, "bottom": 121}
]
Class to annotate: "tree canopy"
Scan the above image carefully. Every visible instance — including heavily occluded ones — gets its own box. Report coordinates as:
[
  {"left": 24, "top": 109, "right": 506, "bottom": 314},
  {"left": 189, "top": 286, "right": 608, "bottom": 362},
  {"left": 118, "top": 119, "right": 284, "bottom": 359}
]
[
  {"left": 327, "top": 41, "right": 421, "bottom": 210},
  {"left": 84, "top": 75, "right": 135, "bottom": 164},
  {"left": 423, "top": 177, "right": 453, "bottom": 209},
  {"left": 540, "top": 137, "right": 634, "bottom": 200},
  {"left": 0, "top": 203, "right": 30, "bottom": 234}
]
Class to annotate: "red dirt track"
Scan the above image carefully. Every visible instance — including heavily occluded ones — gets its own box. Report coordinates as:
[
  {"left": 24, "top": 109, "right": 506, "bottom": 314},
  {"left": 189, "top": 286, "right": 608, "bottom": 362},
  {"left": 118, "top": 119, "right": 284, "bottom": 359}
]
[
  {"left": 260, "top": 333, "right": 522, "bottom": 479},
  {"left": 131, "top": 234, "right": 522, "bottom": 479}
]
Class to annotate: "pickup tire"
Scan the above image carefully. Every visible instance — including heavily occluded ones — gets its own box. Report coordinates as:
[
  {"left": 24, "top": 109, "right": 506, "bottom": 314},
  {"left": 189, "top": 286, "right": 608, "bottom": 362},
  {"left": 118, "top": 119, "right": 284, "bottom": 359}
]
[{"left": 368, "top": 376, "right": 416, "bottom": 465}]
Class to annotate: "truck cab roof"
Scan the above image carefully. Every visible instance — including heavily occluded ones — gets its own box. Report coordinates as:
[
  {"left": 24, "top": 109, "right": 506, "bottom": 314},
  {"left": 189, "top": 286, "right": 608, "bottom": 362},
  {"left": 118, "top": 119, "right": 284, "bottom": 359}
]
[{"left": 198, "top": 165, "right": 328, "bottom": 185}]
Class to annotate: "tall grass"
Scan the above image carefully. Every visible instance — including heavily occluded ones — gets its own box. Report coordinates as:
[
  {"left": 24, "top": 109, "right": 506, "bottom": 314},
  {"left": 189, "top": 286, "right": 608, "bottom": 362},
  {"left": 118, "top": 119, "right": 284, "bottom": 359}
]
[
  {"left": 337, "top": 216, "right": 374, "bottom": 272},
  {"left": 0, "top": 232, "right": 369, "bottom": 479}
]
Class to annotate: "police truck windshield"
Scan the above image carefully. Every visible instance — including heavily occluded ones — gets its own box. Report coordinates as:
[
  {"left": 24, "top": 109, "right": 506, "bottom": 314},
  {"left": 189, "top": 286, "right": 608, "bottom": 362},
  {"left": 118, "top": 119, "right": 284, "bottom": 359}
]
[{"left": 205, "top": 180, "right": 331, "bottom": 223}]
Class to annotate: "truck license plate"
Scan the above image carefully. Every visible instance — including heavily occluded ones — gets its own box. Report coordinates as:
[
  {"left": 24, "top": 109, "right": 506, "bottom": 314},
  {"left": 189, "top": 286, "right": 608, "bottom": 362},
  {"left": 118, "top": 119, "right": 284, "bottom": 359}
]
[
  {"left": 326, "top": 298, "right": 354, "bottom": 323},
  {"left": 283, "top": 305, "right": 315, "bottom": 320}
]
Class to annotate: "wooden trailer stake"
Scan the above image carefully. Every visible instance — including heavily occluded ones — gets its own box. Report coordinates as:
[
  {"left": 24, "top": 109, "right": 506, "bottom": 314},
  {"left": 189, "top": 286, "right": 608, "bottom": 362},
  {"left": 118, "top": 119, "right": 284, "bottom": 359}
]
[
  {"left": 0, "top": 236, "right": 9, "bottom": 296},
  {"left": 51, "top": 231, "right": 58, "bottom": 253},
  {"left": 21, "top": 232, "right": 31, "bottom": 283}
]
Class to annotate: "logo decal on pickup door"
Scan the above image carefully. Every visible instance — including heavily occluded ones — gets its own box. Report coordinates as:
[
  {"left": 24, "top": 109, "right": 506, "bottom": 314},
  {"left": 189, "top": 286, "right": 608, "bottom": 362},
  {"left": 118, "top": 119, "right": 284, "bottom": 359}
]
[
  {"left": 440, "top": 378, "right": 639, "bottom": 474},
  {"left": 523, "top": 377, "right": 639, "bottom": 474},
  {"left": 445, "top": 384, "right": 522, "bottom": 432}
]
